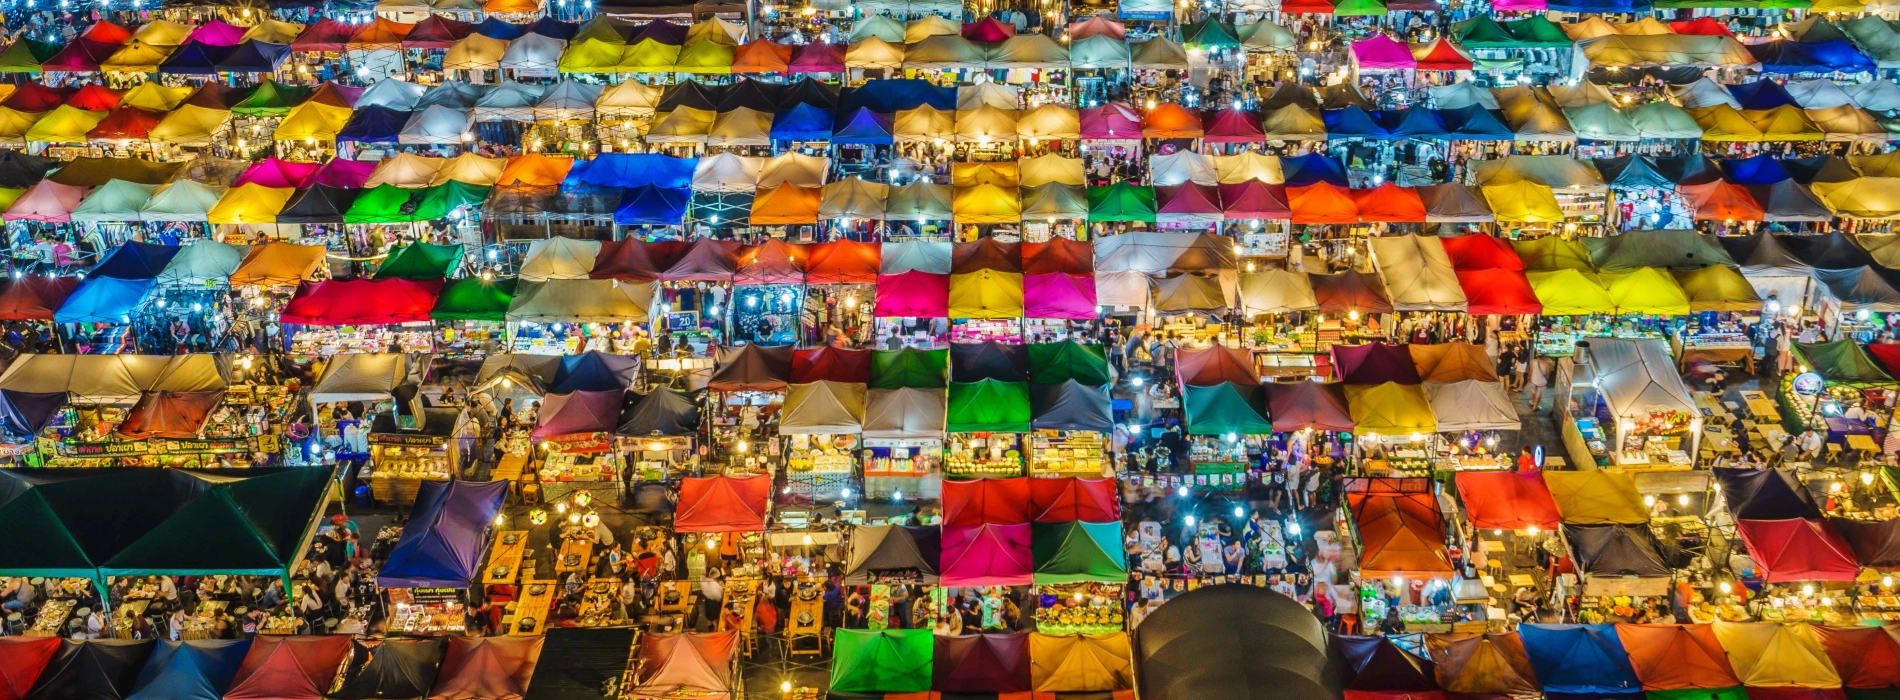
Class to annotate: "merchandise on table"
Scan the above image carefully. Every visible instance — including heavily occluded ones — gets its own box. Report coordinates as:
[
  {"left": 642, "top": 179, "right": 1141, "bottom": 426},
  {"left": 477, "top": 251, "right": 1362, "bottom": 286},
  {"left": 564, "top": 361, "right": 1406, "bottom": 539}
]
[
  {"left": 1030, "top": 429, "right": 1109, "bottom": 477},
  {"left": 387, "top": 587, "right": 467, "bottom": 636},
  {"left": 946, "top": 432, "right": 1024, "bottom": 477},
  {"left": 287, "top": 324, "right": 434, "bottom": 354}
]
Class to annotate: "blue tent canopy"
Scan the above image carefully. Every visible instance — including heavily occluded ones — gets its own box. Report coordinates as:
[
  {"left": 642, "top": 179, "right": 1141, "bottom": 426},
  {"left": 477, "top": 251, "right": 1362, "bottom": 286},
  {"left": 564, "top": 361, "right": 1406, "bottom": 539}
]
[
  {"left": 1281, "top": 152, "right": 1351, "bottom": 186},
  {"left": 1440, "top": 105, "right": 1515, "bottom": 141},
  {"left": 1386, "top": 108, "right": 1451, "bottom": 140},
  {"left": 833, "top": 107, "right": 895, "bottom": 145},
  {"left": 565, "top": 154, "right": 699, "bottom": 190},
  {"left": 1722, "top": 155, "right": 1792, "bottom": 185},
  {"left": 613, "top": 185, "right": 691, "bottom": 226},
  {"left": 336, "top": 106, "right": 411, "bottom": 144},
  {"left": 1749, "top": 39, "right": 1875, "bottom": 75},
  {"left": 771, "top": 103, "right": 835, "bottom": 142},
  {"left": 158, "top": 42, "right": 236, "bottom": 75},
  {"left": 55, "top": 277, "right": 154, "bottom": 325},
  {"left": 552, "top": 351, "right": 641, "bottom": 392},
  {"left": 530, "top": 16, "right": 580, "bottom": 39},
  {"left": 840, "top": 79, "right": 956, "bottom": 113},
  {"left": 1323, "top": 106, "right": 1391, "bottom": 140},
  {"left": 1546, "top": 0, "right": 1649, "bottom": 12},
  {"left": 213, "top": 41, "right": 289, "bottom": 74},
  {"left": 1517, "top": 624, "right": 1643, "bottom": 697},
  {"left": 473, "top": 17, "right": 529, "bottom": 40},
  {"left": 377, "top": 480, "right": 509, "bottom": 589},
  {"left": 1728, "top": 80, "right": 1797, "bottom": 110},
  {"left": 90, "top": 242, "right": 181, "bottom": 281},
  {"left": 126, "top": 640, "right": 250, "bottom": 700}
]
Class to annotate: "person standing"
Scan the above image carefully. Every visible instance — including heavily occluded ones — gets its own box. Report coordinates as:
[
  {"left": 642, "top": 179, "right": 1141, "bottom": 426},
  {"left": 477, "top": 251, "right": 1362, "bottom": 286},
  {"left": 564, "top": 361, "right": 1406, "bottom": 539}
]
[{"left": 1527, "top": 356, "right": 1549, "bottom": 411}]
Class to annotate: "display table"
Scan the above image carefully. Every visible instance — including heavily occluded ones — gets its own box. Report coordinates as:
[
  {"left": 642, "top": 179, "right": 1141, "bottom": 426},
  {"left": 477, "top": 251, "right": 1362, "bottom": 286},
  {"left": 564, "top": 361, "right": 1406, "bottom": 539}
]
[
  {"left": 1825, "top": 416, "right": 1876, "bottom": 447},
  {"left": 484, "top": 531, "right": 528, "bottom": 585}
]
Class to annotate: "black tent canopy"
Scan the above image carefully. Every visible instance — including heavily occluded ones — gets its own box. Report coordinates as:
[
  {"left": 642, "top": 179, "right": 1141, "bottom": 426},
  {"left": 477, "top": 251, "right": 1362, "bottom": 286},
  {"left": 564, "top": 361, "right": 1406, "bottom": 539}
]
[
  {"left": 1335, "top": 635, "right": 1436, "bottom": 691},
  {"left": 950, "top": 341, "right": 1028, "bottom": 383},
  {"left": 523, "top": 629, "right": 636, "bottom": 700},
  {"left": 1134, "top": 585, "right": 1341, "bottom": 700},
  {"left": 1563, "top": 524, "right": 1674, "bottom": 578},
  {"left": 1713, "top": 467, "right": 1822, "bottom": 520},
  {"left": 1030, "top": 381, "right": 1114, "bottom": 432},
  {"left": 328, "top": 639, "right": 446, "bottom": 700},
  {"left": 1830, "top": 517, "right": 1900, "bottom": 569},
  {"left": 844, "top": 524, "right": 942, "bottom": 585},
  {"left": 616, "top": 389, "right": 702, "bottom": 437},
  {"left": 28, "top": 639, "right": 155, "bottom": 700},
  {"left": 276, "top": 186, "right": 361, "bottom": 225}
]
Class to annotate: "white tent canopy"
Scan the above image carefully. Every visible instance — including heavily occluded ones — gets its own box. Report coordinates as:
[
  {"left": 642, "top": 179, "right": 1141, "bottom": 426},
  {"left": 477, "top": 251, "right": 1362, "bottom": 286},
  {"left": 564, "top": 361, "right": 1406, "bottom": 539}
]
[
  {"left": 692, "top": 153, "right": 765, "bottom": 193},
  {"left": 474, "top": 81, "right": 548, "bottom": 122},
  {"left": 398, "top": 106, "right": 473, "bottom": 145},
  {"left": 518, "top": 237, "right": 602, "bottom": 282},
  {"left": 1424, "top": 380, "right": 1520, "bottom": 432},
  {"left": 309, "top": 353, "right": 410, "bottom": 404},
  {"left": 863, "top": 388, "right": 946, "bottom": 440},
  {"left": 779, "top": 381, "right": 868, "bottom": 435},
  {"left": 1370, "top": 234, "right": 1469, "bottom": 312},
  {"left": 1150, "top": 151, "right": 1218, "bottom": 187},
  {"left": 357, "top": 78, "right": 429, "bottom": 111}
]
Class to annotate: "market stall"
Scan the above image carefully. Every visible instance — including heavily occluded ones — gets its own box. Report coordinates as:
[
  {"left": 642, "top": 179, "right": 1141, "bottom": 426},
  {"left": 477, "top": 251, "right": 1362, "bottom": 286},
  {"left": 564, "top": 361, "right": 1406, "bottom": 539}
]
[
  {"left": 1556, "top": 338, "right": 1700, "bottom": 470},
  {"left": 377, "top": 479, "right": 507, "bottom": 636}
]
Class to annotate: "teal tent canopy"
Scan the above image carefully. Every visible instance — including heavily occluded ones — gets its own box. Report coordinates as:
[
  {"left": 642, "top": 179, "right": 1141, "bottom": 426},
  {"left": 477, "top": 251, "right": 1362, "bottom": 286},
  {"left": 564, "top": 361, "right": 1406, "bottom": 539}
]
[
  {"left": 1032, "top": 520, "right": 1128, "bottom": 584},
  {"left": 1183, "top": 382, "right": 1273, "bottom": 435}
]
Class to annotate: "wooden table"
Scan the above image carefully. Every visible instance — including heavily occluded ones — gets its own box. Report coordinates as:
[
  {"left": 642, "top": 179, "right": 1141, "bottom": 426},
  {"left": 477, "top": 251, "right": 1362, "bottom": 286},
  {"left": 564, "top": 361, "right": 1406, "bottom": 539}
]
[
  {"left": 1849, "top": 433, "right": 1880, "bottom": 459},
  {"left": 556, "top": 539, "right": 593, "bottom": 577},
  {"left": 507, "top": 580, "right": 558, "bottom": 636},
  {"left": 1694, "top": 393, "right": 1733, "bottom": 425},
  {"left": 483, "top": 531, "right": 528, "bottom": 585}
]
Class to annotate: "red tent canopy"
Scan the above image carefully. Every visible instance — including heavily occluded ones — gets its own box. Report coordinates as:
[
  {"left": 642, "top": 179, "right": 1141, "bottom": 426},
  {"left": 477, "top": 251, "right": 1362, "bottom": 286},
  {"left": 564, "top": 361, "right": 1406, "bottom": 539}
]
[
  {"left": 1679, "top": 181, "right": 1766, "bottom": 222},
  {"left": 1456, "top": 269, "right": 1542, "bottom": 315},
  {"left": 791, "top": 346, "right": 872, "bottom": 384},
  {"left": 1023, "top": 237, "right": 1094, "bottom": 276},
  {"left": 962, "top": 17, "right": 1017, "bottom": 42},
  {"left": 1312, "top": 270, "right": 1394, "bottom": 314},
  {"left": 1441, "top": 234, "right": 1525, "bottom": 271},
  {"left": 1349, "top": 491, "right": 1455, "bottom": 578},
  {"left": 934, "top": 632, "right": 1031, "bottom": 694},
  {"left": 1218, "top": 181, "right": 1292, "bottom": 220},
  {"left": 1352, "top": 184, "right": 1427, "bottom": 223},
  {"left": 1203, "top": 109, "right": 1266, "bottom": 143},
  {"left": 675, "top": 475, "right": 772, "bottom": 533},
  {"left": 0, "top": 277, "right": 81, "bottom": 321},
  {"left": 293, "top": 19, "right": 358, "bottom": 52},
  {"left": 1280, "top": 0, "right": 1336, "bottom": 13},
  {"left": 942, "top": 477, "right": 1031, "bottom": 526},
  {"left": 430, "top": 636, "right": 543, "bottom": 700},
  {"left": 1815, "top": 626, "right": 1900, "bottom": 689},
  {"left": 662, "top": 238, "right": 741, "bottom": 282},
  {"left": 1264, "top": 381, "right": 1355, "bottom": 433},
  {"left": 1158, "top": 183, "right": 1223, "bottom": 218},
  {"left": 114, "top": 390, "right": 225, "bottom": 440},
  {"left": 81, "top": 22, "right": 134, "bottom": 44},
  {"left": 1868, "top": 343, "right": 1900, "bottom": 380},
  {"left": 1332, "top": 343, "right": 1423, "bottom": 384},
  {"left": 734, "top": 239, "right": 808, "bottom": 285},
  {"left": 224, "top": 635, "right": 353, "bottom": 700},
  {"left": 3, "top": 83, "right": 76, "bottom": 113},
  {"left": 86, "top": 106, "right": 164, "bottom": 140},
  {"left": 807, "top": 240, "right": 880, "bottom": 284},
  {"left": 1028, "top": 477, "right": 1121, "bottom": 523},
  {"left": 348, "top": 18, "right": 415, "bottom": 50},
  {"left": 1289, "top": 183, "right": 1360, "bottom": 224},
  {"left": 592, "top": 239, "right": 687, "bottom": 281},
  {"left": 1412, "top": 39, "right": 1473, "bottom": 71},
  {"left": 953, "top": 238, "right": 1024, "bottom": 274},
  {"left": 401, "top": 15, "right": 473, "bottom": 50},
  {"left": 1454, "top": 472, "right": 1561, "bottom": 531},
  {"left": 65, "top": 84, "right": 123, "bottom": 111},
  {"left": 1736, "top": 518, "right": 1862, "bottom": 582},
  {"left": 1747, "top": 689, "right": 1848, "bottom": 700},
  {"left": 279, "top": 279, "right": 443, "bottom": 325},
  {"left": 1671, "top": 17, "right": 1734, "bottom": 35},
  {"left": 1174, "top": 344, "right": 1260, "bottom": 387},
  {"left": 0, "top": 637, "right": 59, "bottom": 700}
]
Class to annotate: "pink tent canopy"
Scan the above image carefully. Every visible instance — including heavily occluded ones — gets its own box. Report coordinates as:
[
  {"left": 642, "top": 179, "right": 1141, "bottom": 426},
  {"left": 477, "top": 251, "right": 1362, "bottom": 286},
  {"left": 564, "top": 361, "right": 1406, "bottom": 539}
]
[
  {"left": 941, "top": 523, "right": 1032, "bottom": 586},
  {"left": 1024, "top": 273, "right": 1097, "bottom": 320},
  {"left": 873, "top": 271, "right": 949, "bottom": 317},
  {"left": 187, "top": 19, "right": 252, "bottom": 47},
  {"left": 634, "top": 632, "right": 737, "bottom": 700},
  {"left": 1080, "top": 103, "right": 1142, "bottom": 140},
  {"left": 1352, "top": 35, "right": 1417, "bottom": 70},
  {"left": 963, "top": 18, "right": 1017, "bottom": 42},
  {"left": 3, "top": 181, "right": 87, "bottom": 223},
  {"left": 313, "top": 158, "right": 378, "bottom": 188},
  {"left": 234, "top": 158, "right": 322, "bottom": 189},
  {"left": 1158, "top": 183, "right": 1223, "bottom": 219},
  {"left": 1491, "top": 0, "right": 1547, "bottom": 10},
  {"left": 788, "top": 43, "right": 846, "bottom": 73}
]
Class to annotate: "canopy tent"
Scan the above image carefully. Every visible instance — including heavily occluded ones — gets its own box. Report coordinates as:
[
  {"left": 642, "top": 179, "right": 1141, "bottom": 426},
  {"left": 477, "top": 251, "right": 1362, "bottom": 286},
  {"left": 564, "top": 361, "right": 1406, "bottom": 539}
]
[
  {"left": 124, "top": 640, "right": 250, "bottom": 700},
  {"left": 844, "top": 524, "right": 941, "bottom": 585},
  {"left": 1672, "top": 266, "right": 1763, "bottom": 313},
  {"left": 280, "top": 279, "right": 441, "bottom": 326},
  {"left": 1544, "top": 471, "right": 1650, "bottom": 526},
  {"left": 0, "top": 637, "right": 57, "bottom": 700},
  {"left": 55, "top": 277, "right": 153, "bottom": 325},
  {"left": 1030, "top": 380, "right": 1113, "bottom": 433},
  {"left": 1411, "top": 343, "right": 1500, "bottom": 383},
  {"left": 1614, "top": 622, "right": 1739, "bottom": 691},
  {"left": 114, "top": 390, "right": 225, "bottom": 440},
  {"left": 1830, "top": 517, "right": 1900, "bottom": 570},
  {"left": 1517, "top": 625, "right": 1641, "bottom": 697},
  {"left": 1025, "top": 341, "right": 1110, "bottom": 387},
  {"left": 942, "top": 478, "right": 1031, "bottom": 526},
  {"left": 614, "top": 389, "right": 700, "bottom": 438},
  {"left": 1564, "top": 524, "right": 1673, "bottom": 578},
  {"left": 1347, "top": 484, "right": 1454, "bottom": 578},
  {"left": 1794, "top": 339, "right": 1896, "bottom": 388},
  {"left": 329, "top": 639, "right": 446, "bottom": 700},
  {"left": 940, "top": 523, "right": 1032, "bottom": 586},
  {"left": 674, "top": 475, "right": 770, "bottom": 532},
  {"left": 1425, "top": 380, "right": 1519, "bottom": 432},
  {"left": 1334, "top": 343, "right": 1424, "bottom": 385},
  {"left": 504, "top": 280, "right": 654, "bottom": 325},
  {"left": 23, "top": 640, "right": 153, "bottom": 700},
  {"left": 831, "top": 630, "right": 933, "bottom": 695},
  {"left": 862, "top": 388, "right": 945, "bottom": 441},
  {"left": 1736, "top": 518, "right": 1862, "bottom": 583},
  {"left": 706, "top": 344, "right": 793, "bottom": 392},
  {"left": 1028, "top": 478, "right": 1120, "bottom": 524},
  {"left": 1585, "top": 337, "right": 1698, "bottom": 436},
  {"left": 229, "top": 243, "right": 324, "bottom": 286},
  {"left": 1133, "top": 584, "right": 1340, "bottom": 700},
  {"left": 376, "top": 480, "right": 507, "bottom": 589},
  {"left": 427, "top": 636, "right": 542, "bottom": 700},
  {"left": 1030, "top": 632, "right": 1134, "bottom": 694},
  {"left": 1259, "top": 381, "right": 1352, "bottom": 433},
  {"left": 1425, "top": 633, "right": 1540, "bottom": 697},
  {"left": 1183, "top": 382, "right": 1272, "bottom": 436},
  {"left": 1814, "top": 626, "right": 1900, "bottom": 691},
  {"left": 1455, "top": 471, "right": 1561, "bottom": 531},
  {"left": 1236, "top": 270, "right": 1319, "bottom": 316},
  {"left": 1337, "top": 635, "right": 1436, "bottom": 694},
  {"left": 1032, "top": 520, "right": 1127, "bottom": 584},
  {"left": 870, "top": 348, "right": 948, "bottom": 391},
  {"left": 1710, "top": 621, "right": 1844, "bottom": 688},
  {"left": 1345, "top": 383, "right": 1438, "bottom": 435},
  {"left": 934, "top": 633, "right": 1031, "bottom": 694},
  {"left": 947, "top": 379, "right": 1031, "bottom": 433},
  {"left": 778, "top": 380, "right": 866, "bottom": 435},
  {"left": 1311, "top": 271, "right": 1394, "bottom": 314},
  {"left": 532, "top": 389, "right": 624, "bottom": 437}
]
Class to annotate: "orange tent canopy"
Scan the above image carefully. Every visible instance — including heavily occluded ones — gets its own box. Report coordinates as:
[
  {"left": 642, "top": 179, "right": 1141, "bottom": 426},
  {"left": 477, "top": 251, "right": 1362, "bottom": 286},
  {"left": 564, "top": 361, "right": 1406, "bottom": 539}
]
[
  {"left": 1348, "top": 490, "right": 1454, "bottom": 578},
  {"left": 349, "top": 18, "right": 414, "bottom": 49},
  {"left": 1141, "top": 103, "right": 1203, "bottom": 139},
  {"left": 749, "top": 184, "right": 822, "bottom": 225},
  {"left": 1677, "top": 181, "right": 1764, "bottom": 221},
  {"left": 1613, "top": 624, "right": 1740, "bottom": 690},
  {"left": 1352, "top": 183, "right": 1426, "bottom": 222},
  {"left": 1289, "top": 183, "right": 1359, "bottom": 224},
  {"left": 497, "top": 153, "right": 573, "bottom": 187},
  {"left": 732, "top": 40, "right": 794, "bottom": 73}
]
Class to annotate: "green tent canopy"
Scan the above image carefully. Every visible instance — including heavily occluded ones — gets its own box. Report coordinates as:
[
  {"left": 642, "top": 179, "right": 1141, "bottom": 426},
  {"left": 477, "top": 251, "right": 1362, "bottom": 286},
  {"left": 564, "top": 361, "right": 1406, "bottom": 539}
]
[
  {"left": 871, "top": 348, "right": 949, "bottom": 390},
  {"left": 1086, "top": 183, "right": 1156, "bottom": 223},
  {"left": 1501, "top": 16, "right": 1574, "bottom": 46},
  {"left": 231, "top": 80, "right": 315, "bottom": 118},
  {"left": 412, "top": 181, "right": 491, "bottom": 222},
  {"left": 1332, "top": 0, "right": 1389, "bottom": 15},
  {"left": 102, "top": 468, "right": 334, "bottom": 578},
  {"left": 375, "top": 242, "right": 465, "bottom": 280},
  {"left": 0, "top": 475, "right": 98, "bottom": 580},
  {"left": 947, "top": 379, "right": 1032, "bottom": 433},
  {"left": 1453, "top": 17, "right": 1520, "bottom": 49},
  {"left": 1184, "top": 382, "right": 1273, "bottom": 436},
  {"left": 1182, "top": 19, "right": 1241, "bottom": 49},
  {"left": 830, "top": 629, "right": 934, "bottom": 694},
  {"left": 1794, "top": 339, "right": 1897, "bottom": 388},
  {"left": 344, "top": 184, "right": 418, "bottom": 225},
  {"left": 1649, "top": 688, "right": 1750, "bottom": 700},
  {"left": 0, "top": 39, "right": 57, "bottom": 73},
  {"left": 1027, "top": 341, "right": 1111, "bottom": 386},
  {"left": 1032, "top": 520, "right": 1128, "bottom": 584},
  {"left": 432, "top": 277, "right": 517, "bottom": 322}
]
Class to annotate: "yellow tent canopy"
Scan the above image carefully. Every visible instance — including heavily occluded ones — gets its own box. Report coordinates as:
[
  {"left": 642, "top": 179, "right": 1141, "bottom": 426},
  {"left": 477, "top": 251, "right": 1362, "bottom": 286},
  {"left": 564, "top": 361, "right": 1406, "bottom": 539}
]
[
  {"left": 1808, "top": 104, "right": 1888, "bottom": 143},
  {"left": 1017, "top": 104, "right": 1080, "bottom": 142},
  {"left": 24, "top": 105, "right": 104, "bottom": 144},
  {"left": 953, "top": 184, "right": 1022, "bottom": 224},
  {"left": 1710, "top": 622, "right": 1842, "bottom": 689},
  {"left": 1600, "top": 267, "right": 1692, "bottom": 315},
  {"left": 952, "top": 162, "right": 1020, "bottom": 188},
  {"left": 895, "top": 104, "right": 954, "bottom": 143},
  {"left": 120, "top": 82, "right": 193, "bottom": 112},
  {"left": 1526, "top": 269, "right": 1614, "bottom": 315},
  {"left": 622, "top": 38, "right": 682, "bottom": 72},
  {"left": 133, "top": 19, "right": 194, "bottom": 46},
  {"left": 445, "top": 34, "right": 510, "bottom": 71},
  {"left": 905, "top": 15, "right": 962, "bottom": 43},
  {"left": 0, "top": 107, "right": 44, "bottom": 146},
  {"left": 1344, "top": 382, "right": 1437, "bottom": 436},
  {"left": 596, "top": 81, "right": 663, "bottom": 117},
  {"left": 1543, "top": 471, "right": 1649, "bottom": 525},
  {"left": 687, "top": 17, "right": 746, "bottom": 45},
  {"left": 1029, "top": 633, "right": 1133, "bottom": 694},
  {"left": 955, "top": 105, "right": 1018, "bottom": 144},
  {"left": 243, "top": 18, "right": 307, "bottom": 44},
  {"left": 707, "top": 107, "right": 773, "bottom": 146},
  {"left": 1482, "top": 181, "right": 1565, "bottom": 223},
  {"left": 1019, "top": 154, "right": 1085, "bottom": 187},
  {"left": 208, "top": 184, "right": 296, "bottom": 225},
  {"left": 230, "top": 242, "right": 326, "bottom": 286},
  {"left": 645, "top": 107, "right": 716, "bottom": 143},
  {"left": 674, "top": 40, "right": 736, "bottom": 74},
  {"left": 435, "top": 153, "right": 509, "bottom": 187},
  {"left": 1561, "top": 17, "right": 1620, "bottom": 40},
  {"left": 1814, "top": 177, "right": 1900, "bottom": 220},
  {"left": 948, "top": 269, "right": 1025, "bottom": 318},
  {"left": 1746, "top": 105, "right": 1824, "bottom": 142},
  {"left": 1672, "top": 266, "right": 1762, "bottom": 312},
  {"left": 102, "top": 40, "right": 178, "bottom": 73},
  {"left": 149, "top": 105, "right": 233, "bottom": 148},
  {"left": 367, "top": 153, "right": 447, "bottom": 188},
  {"left": 1689, "top": 105, "right": 1766, "bottom": 141},
  {"left": 846, "top": 36, "right": 905, "bottom": 69},
  {"left": 274, "top": 102, "right": 353, "bottom": 142},
  {"left": 1212, "top": 152, "right": 1284, "bottom": 184},
  {"left": 1513, "top": 236, "right": 1596, "bottom": 272}
]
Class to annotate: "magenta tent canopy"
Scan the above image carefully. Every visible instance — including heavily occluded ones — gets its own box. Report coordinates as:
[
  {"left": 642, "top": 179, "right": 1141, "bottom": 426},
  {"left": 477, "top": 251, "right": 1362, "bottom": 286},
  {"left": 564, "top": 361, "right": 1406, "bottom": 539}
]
[
  {"left": 1024, "top": 273, "right": 1097, "bottom": 320},
  {"left": 789, "top": 43, "right": 846, "bottom": 73},
  {"left": 235, "top": 158, "right": 322, "bottom": 189},
  {"left": 313, "top": 159, "right": 378, "bottom": 188},
  {"left": 4, "top": 181, "right": 87, "bottom": 223},
  {"left": 1158, "top": 183, "right": 1223, "bottom": 220},
  {"left": 533, "top": 389, "right": 625, "bottom": 437},
  {"left": 1353, "top": 35, "right": 1416, "bottom": 69},
  {"left": 873, "top": 271, "right": 949, "bottom": 317},
  {"left": 187, "top": 19, "right": 251, "bottom": 47},
  {"left": 941, "top": 523, "right": 1032, "bottom": 586},
  {"left": 1332, "top": 342, "right": 1423, "bottom": 384},
  {"left": 1080, "top": 103, "right": 1142, "bottom": 139},
  {"left": 1492, "top": 0, "right": 1546, "bottom": 8}
]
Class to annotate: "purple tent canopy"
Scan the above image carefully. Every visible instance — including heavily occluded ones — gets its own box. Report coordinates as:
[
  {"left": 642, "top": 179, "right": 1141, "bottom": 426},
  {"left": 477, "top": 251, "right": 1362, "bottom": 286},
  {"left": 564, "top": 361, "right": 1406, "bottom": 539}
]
[
  {"left": 312, "top": 159, "right": 378, "bottom": 189},
  {"left": 532, "top": 389, "right": 626, "bottom": 437},
  {"left": 1024, "top": 273, "right": 1097, "bottom": 320},
  {"left": 1332, "top": 343, "right": 1423, "bottom": 385},
  {"left": 934, "top": 633, "right": 1031, "bottom": 693},
  {"left": 0, "top": 389, "right": 66, "bottom": 439},
  {"left": 940, "top": 523, "right": 1031, "bottom": 586},
  {"left": 187, "top": 19, "right": 251, "bottom": 47},
  {"left": 1263, "top": 381, "right": 1355, "bottom": 433},
  {"left": 377, "top": 480, "right": 508, "bottom": 589},
  {"left": 873, "top": 272, "right": 949, "bottom": 317}
]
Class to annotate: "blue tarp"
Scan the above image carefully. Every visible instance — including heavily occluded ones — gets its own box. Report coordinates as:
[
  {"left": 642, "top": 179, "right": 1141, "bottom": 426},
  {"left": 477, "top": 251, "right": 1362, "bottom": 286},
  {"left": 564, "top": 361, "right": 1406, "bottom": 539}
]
[
  {"left": 613, "top": 185, "right": 690, "bottom": 226},
  {"left": 1545, "top": 0, "right": 1650, "bottom": 13},
  {"left": 1722, "top": 155, "right": 1792, "bottom": 185},
  {"left": 1441, "top": 105, "right": 1516, "bottom": 141},
  {"left": 213, "top": 41, "right": 289, "bottom": 73},
  {"left": 158, "top": 42, "right": 235, "bottom": 75},
  {"left": 473, "top": 17, "right": 529, "bottom": 40},
  {"left": 1386, "top": 108, "right": 1451, "bottom": 140},
  {"left": 1281, "top": 152, "right": 1351, "bottom": 186},
  {"left": 840, "top": 79, "right": 956, "bottom": 113},
  {"left": 1517, "top": 624, "right": 1643, "bottom": 697},
  {"left": 55, "top": 277, "right": 154, "bottom": 324},
  {"left": 552, "top": 351, "right": 641, "bottom": 393},
  {"left": 771, "top": 103, "right": 834, "bottom": 141},
  {"left": 1750, "top": 39, "right": 1875, "bottom": 75},
  {"left": 565, "top": 154, "right": 699, "bottom": 190},
  {"left": 126, "top": 640, "right": 250, "bottom": 700},
  {"left": 1728, "top": 80, "right": 1797, "bottom": 110},
  {"left": 90, "top": 242, "right": 181, "bottom": 281},
  {"left": 1323, "top": 107, "right": 1391, "bottom": 140},
  {"left": 377, "top": 480, "right": 509, "bottom": 589},
  {"left": 336, "top": 106, "right": 411, "bottom": 144},
  {"left": 832, "top": 107, "right": 896, "bottom": 145}
]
